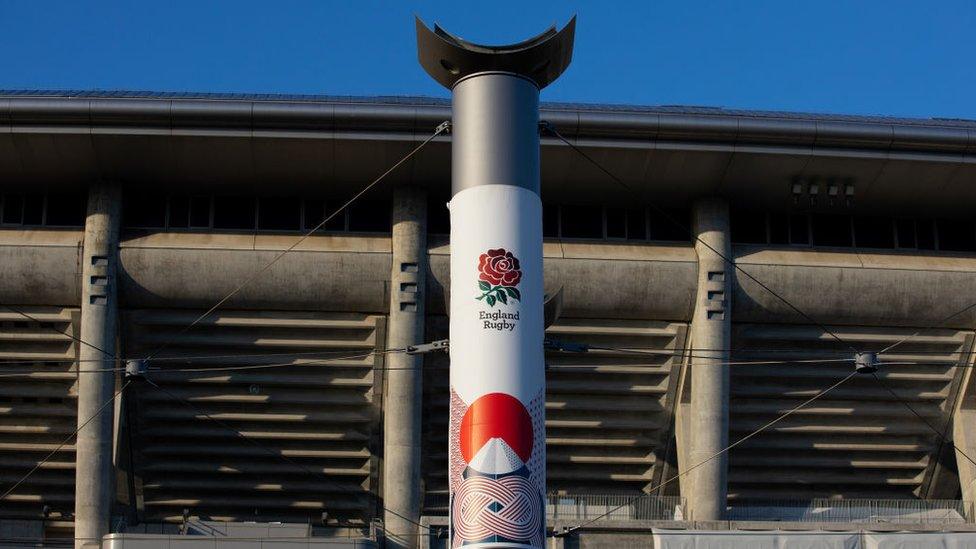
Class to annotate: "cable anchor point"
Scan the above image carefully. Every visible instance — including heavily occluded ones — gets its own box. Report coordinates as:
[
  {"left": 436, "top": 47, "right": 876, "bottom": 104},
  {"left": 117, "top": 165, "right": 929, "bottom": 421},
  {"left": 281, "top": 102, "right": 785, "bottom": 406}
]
[
  {"left": 406, "top": 339, "right": 450, "bottom": 355},
  {"left": 854, "top": 351, "right": 878, "bottom": 374},
  {"left": 125, "top": 359, "right": 148, "bottom": 380}
]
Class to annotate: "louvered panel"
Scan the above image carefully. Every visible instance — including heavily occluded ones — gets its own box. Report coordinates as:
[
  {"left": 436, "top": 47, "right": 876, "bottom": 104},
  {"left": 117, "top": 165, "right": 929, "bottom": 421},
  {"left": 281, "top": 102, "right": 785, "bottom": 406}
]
[
  {"left": 123, "top": 309, "right": 385, "bottom": 524},
  {"left": 0, "top": 307, "right": 80, "bottom": 521},
  {"left": 422, "top": 316, "right": 686, "bottom": 514},
  {"left": 729, "top": 324, "right": 972, "bottom": 502}
]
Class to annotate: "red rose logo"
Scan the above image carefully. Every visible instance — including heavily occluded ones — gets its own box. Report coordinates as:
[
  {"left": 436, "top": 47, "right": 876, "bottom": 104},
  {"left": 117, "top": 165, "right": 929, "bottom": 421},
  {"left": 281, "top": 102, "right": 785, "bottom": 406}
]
[{"left": 476, "top": 248, "right": 522, "bottom": 307}]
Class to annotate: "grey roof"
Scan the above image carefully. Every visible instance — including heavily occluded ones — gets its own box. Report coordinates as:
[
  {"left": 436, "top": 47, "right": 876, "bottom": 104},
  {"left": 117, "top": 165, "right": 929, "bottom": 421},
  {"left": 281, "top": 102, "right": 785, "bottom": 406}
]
[{"left": 0, "top": 89, "right": 973, "bottom": 129}]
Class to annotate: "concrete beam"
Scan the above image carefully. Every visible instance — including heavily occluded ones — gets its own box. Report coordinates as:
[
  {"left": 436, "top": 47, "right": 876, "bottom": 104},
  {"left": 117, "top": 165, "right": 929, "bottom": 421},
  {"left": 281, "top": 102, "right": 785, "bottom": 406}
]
[
  {"left": 0, "top": 230, "right": 82, "bottom": 307},
  {"left": 10, "top": 230, "right": 976, "bottom": 325},
  {"left": 74, "top": 182, "right": 121, "bottom": 548},
  {"left": 686, "top": 198, "right": 732, "bottom": 521},
  {"left": 382, "top": 187, "right": 428, "bottom": 548}
]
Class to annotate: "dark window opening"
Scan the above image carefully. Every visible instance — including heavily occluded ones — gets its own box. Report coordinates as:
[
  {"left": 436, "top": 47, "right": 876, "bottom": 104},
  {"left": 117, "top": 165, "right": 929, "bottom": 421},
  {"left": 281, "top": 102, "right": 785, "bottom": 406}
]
[
  {"left": 789, "top": 214, "right": 809, "bottom": 245},
  {"left": 323, "top": 202, "right": 348, "bottom": 231},
  {"left": 23, "top": 194, "right": 44, "bottom": 225},
  {"left": 542, "top": 203, "right": 559, "bottom": 238},
  {"left": 936, "top": 219, "right": 976, "bottom": 252},
  {"left": 853, "top": 217, "right": 894, "bottom": 249},
  {"left": 303, "top": 199, "right": 324, "bottom": 231},
  {"left": 895, "top": 219, "right": 917, "bottom": 249},
  {"left": 627, "top": 209, "right": 647, "bottom": 240},
  {"left": 2, "top": 194, "right": 24, "bottom": 224},
  {"left": 811, "top": 214, "right": 852, "bottom": 247},
  {"left": 303, "top": 199, "right": 346, "bottom": 232},
  {"left": 46, "top": 193, "right": 86, "bottom": 226},
  {"left": 769, "top": 214, "right": 789, "bottom": 245},
  {"left": 428, "top": 196, "right": 450, "bottom": 235},
  {"left": 169, "top": 196, "right": 190, "bottom": 228},
  {"left": 648, "top": 208, "right": 690, "bottom": 241},
  {"left": 125, "top": 193, "right": 167, "bottom": 228},
  {"left": 213, "top": 196, "right": 255, "bottom": 230},
  {"left": 189, "top": 196, "right": 211, "bottom": 228},
  {"left": 258, "top": 197, "right": 300, "bottom": 231},
  {"left": 731, "top": 209, "right": 767, "bottom": 244},
  {"left": 605, "top": 208, "right": 626, "bottom": 239},
  {"left": 348, "top": 200, "right": 391, "bottom": 232},
  {"left": 560, "top": 205, "right": 603, "bottom": 238},
  {"left": 917, "top": 219, "right": 936, "bottom": 250}
]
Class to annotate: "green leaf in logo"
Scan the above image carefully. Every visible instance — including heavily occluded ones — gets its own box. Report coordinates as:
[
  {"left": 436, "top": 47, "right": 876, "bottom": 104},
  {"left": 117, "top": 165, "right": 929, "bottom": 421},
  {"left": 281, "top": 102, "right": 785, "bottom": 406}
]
[
  {"left": 478, "top": 280, "right": 491, "bottom": 291},
  {"left": 496, "top": 289, "right": 508, "bottom": 304},
  {"left": 486, "top": 294, "right": 497, "bottom": 307},
  {"left": 505, "top": 287, "right": 521, "bottom": 301}
]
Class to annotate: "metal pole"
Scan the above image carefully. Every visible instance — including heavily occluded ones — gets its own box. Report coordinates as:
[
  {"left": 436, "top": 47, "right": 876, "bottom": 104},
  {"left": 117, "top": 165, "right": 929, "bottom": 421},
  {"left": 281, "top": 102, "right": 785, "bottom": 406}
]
[
  {"left": 449, "top": 72, "right": 546, "bottom": 547},
  {"left": 75, "top": 182, "right": 121, "bottom": 548},
  {"left": 416, "top": 17, "right": 575, "bottom": 549}
]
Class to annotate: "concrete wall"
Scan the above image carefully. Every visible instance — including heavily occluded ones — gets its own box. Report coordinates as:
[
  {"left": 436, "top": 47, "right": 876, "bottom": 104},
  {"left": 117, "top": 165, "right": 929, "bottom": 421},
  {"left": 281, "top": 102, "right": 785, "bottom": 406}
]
[
  {"left": 8, "top": 231, "right": 976, "bottom": 329},
  {"left": 4, "top": 228, "right": 976, "bottom": 544},
  {"left": 735, "top": 248, "right": 976, "bottom": 328},
  {"left": 0, "top": 230, "right": 82, "bottom": 306}
]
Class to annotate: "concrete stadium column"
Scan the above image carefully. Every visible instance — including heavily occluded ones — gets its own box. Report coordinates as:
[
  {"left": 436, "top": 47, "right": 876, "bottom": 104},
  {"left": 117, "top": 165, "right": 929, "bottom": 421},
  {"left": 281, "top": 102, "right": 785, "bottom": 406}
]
[
  {"left": 952, "top": 366, "right": 975, "bottom": 519},
  {"left": 74, "top": 181, "right": 122, "bottom": 549},
  {"left": 954, "top": 411, "right": 976, "bottom": 519},
  {"left": 383, "top": 186, "right": 428, "bottom": 548},
  {"left": 687, "top": 198, "right": 731, "bottom": 521}
]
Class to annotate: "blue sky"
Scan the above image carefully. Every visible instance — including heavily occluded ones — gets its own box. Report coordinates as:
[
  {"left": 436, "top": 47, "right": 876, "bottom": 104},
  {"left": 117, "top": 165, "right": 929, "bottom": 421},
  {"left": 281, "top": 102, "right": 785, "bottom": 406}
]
[{"left": 0, "top": 1, "right": 973, "bottom": 119}]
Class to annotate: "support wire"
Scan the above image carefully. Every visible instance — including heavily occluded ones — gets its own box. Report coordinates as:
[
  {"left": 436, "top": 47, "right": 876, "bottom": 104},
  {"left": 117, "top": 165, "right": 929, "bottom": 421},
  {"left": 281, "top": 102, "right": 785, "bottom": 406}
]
[
  {"left": 542, "top": 122, "right": 858, "bottom": 354},
  {"left": 141, "top": 375, "right": 431, "bottom": 535},
  {"left": 560, "top": 370, "right": 859, "bottom": 535},
  {"left": 141, "top": 122, "right": 450, "bottom": 362},
  {"left": 0, "top": 380, "right": 132, "bottom": 503}
]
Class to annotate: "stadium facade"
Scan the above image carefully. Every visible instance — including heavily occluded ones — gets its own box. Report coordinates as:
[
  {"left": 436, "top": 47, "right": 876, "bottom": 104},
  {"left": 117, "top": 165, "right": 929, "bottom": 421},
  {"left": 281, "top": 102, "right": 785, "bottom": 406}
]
[{"left": 0, "top": 91, "right": 975, "bottom": 547}]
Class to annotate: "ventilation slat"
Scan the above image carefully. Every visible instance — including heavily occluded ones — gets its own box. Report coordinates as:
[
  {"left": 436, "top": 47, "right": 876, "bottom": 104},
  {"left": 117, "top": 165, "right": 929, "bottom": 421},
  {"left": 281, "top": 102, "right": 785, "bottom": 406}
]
[
  {"left": 125, "top": 309, "right": 383, "bottom": 524},
  {"left": 0, "top": 306, "right": 79, "bottom": 521},
  {"left": 729, "top": 323, "right": 972, "bottom": 500}
]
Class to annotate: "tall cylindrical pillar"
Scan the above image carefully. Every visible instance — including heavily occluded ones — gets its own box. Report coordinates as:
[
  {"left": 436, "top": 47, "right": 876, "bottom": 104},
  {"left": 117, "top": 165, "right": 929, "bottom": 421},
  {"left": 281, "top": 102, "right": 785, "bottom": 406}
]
[
  {"left": 687, "top": 198, "right": 732, "bottom": 521},
  {"left": 415, "top": 17, "right": 575, "bottom": 548},
  {"left": 448, "top": 73, "right": 546, "bottom": 548},
  {"left": 384, "top": 186, "right": 428, "bottom": 548},
  {"left": 74, "top": 182, "right": 121, "bottom": 548}
]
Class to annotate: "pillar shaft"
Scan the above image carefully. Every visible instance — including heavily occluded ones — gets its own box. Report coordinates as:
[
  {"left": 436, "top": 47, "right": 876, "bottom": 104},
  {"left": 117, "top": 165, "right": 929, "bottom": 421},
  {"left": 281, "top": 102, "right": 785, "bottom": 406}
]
[
  {"left": 955, "top": 412, "right": 976, "bottom": 519},
  {"left": 383, "top": 186, "right": 428, "bottom": 548},
  {"left": 452, "top": 73, "right": 540, "bottom": 195},
  {"left": 415, "top": 18, "right": 573, "bottom": 547},
  {"left": 74, "top": 182, "right": 121, "bottom": 548},
  {"left": 687, "top": 198, "right": 731, "bottom": 521},
  {"left": 952, "top": 365, "right": 975, "bottom": 519},
  {"left": 448, "top": 72, "right": 546, "bottom": 549}
]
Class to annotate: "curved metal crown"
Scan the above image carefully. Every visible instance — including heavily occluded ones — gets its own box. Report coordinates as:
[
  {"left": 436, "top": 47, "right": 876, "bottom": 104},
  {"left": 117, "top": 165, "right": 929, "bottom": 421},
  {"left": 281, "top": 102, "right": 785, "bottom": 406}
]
[{"left": 415, "top": 16, "right": 576, "bottom": 90}]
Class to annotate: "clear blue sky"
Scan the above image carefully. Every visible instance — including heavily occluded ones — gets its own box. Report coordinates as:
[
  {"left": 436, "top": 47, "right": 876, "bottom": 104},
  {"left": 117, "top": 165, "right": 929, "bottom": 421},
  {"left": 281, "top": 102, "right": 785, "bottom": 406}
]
[{"left": 1, "top": 1, "right": 973, "bottom": 119}]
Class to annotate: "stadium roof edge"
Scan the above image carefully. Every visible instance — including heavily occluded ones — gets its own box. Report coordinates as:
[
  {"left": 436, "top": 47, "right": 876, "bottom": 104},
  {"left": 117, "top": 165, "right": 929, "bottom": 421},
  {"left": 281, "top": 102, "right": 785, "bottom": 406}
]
[{"left": 0, "top": 90, "right": 973, "bottom": 154}]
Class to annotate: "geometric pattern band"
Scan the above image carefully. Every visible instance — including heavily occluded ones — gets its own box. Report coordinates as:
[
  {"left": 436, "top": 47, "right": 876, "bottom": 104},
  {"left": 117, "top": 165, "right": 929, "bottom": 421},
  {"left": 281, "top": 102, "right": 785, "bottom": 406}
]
[
  {"left": 450, "top": 387, "right": 546, "bottom": 548},
  {"left": 452, "top": 475, "right": 543, "bottom": 547}
]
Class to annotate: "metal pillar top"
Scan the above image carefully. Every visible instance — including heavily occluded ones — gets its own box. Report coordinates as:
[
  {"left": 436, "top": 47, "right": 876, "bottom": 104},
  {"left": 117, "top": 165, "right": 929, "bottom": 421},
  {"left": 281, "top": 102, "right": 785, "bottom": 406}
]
[{"left": 415, "top": 16, "right": 576, "bottom": 90}]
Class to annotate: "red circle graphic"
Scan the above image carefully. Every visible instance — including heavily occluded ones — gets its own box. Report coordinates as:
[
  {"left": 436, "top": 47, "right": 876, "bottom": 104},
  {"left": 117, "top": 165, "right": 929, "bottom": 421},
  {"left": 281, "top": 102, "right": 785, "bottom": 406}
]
[{"left": 459, "top": 392, "right": 534, "bottom": 464}]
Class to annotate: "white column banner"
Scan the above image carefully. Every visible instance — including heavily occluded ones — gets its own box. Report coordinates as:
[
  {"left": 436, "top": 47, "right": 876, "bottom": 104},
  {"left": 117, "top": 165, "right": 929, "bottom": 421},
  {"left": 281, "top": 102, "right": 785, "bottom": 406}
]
[{"left": 448, "top": 184, "right": 545, "bottom": 549}]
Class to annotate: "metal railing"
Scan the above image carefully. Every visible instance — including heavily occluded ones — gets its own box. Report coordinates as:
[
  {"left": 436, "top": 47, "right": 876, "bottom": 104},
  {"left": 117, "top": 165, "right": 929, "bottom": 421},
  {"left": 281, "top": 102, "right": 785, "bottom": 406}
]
[
  {"left": 547, "top": 494, "right": 686, "bottom": 522},
  {"left": 425, "top": 493, "right": 972, "bottom": 525},
  {"left": 727, "top": 499, "right": 973, "bottom": 524},
  {"left": 423, "top": 493, "right": 686, "bottom": 522}
]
